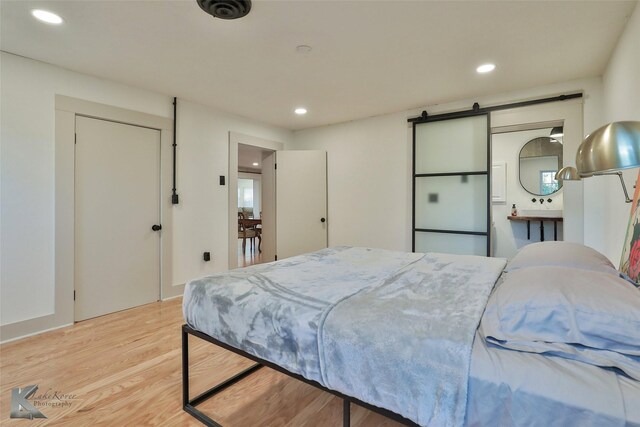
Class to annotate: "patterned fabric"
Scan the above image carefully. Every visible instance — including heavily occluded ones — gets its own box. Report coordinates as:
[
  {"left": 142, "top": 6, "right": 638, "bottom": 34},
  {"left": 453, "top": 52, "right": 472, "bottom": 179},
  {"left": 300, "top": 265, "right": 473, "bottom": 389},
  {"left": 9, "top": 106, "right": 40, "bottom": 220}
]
[{"left": 183, "top": 247, "right": 506, "bottom": 427}]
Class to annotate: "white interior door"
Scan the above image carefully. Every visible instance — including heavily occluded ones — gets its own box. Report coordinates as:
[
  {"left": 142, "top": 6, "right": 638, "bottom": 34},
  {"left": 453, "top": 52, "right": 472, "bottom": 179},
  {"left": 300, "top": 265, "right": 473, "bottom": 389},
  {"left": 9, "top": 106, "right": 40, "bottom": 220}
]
[
  {"left": 275, "top": 150, "right": 328, "bottom": 260},
  {"left": 261, "top": 152, "right": 277, "bottom": 261},
  {"left": 75, "top": 116, "right": 160, "bottom": 321}
]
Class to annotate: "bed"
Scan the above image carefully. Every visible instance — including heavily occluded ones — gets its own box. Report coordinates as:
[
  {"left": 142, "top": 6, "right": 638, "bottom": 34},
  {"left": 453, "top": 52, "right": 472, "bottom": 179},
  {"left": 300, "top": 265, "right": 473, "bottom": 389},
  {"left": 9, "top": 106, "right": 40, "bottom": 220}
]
[{"left": 182, "top": 244, "right": 640, "bottom": 427}]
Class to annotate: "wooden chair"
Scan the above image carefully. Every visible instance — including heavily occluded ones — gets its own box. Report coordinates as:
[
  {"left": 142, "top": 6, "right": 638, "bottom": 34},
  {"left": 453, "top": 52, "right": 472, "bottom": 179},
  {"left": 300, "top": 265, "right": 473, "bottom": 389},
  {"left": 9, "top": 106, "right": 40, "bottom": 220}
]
[{"left": 238, "top": 212, "right": 260, "bottom": 253}]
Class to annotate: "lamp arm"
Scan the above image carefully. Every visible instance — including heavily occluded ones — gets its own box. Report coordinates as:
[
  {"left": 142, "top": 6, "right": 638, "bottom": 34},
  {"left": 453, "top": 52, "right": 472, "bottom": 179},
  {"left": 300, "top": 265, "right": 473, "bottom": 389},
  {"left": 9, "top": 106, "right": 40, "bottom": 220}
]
[
  {"left": 617, "top": 172, "right": 633, "bottom": 203},
  {"left": 597, "top": 171, "right": 632, "bottom": 203}
]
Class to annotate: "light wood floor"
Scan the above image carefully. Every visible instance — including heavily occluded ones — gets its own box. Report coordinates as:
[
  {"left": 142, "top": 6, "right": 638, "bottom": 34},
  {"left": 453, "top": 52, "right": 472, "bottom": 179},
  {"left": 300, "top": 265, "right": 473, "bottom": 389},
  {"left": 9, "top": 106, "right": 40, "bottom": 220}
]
[
  {"left": 0, "top": 298, "right": 401, "bottom": 426},
  {"left": 238, "top": 239, "right": 263, "bottom": 268}
]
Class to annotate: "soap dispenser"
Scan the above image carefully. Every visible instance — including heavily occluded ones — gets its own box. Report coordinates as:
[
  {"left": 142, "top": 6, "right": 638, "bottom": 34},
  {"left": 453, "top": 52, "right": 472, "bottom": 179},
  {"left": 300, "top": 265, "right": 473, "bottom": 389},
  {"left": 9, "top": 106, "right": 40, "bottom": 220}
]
[{"left": 511, "top": 204, "right": 518, "bottom": 216}]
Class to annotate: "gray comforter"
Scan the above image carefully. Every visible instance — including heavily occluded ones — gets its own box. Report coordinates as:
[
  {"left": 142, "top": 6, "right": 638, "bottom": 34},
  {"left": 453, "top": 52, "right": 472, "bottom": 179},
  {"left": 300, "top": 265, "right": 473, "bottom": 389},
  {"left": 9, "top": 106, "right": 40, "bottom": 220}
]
[{"left": 183, "top": 247, "right": 506, "bottom": 426}]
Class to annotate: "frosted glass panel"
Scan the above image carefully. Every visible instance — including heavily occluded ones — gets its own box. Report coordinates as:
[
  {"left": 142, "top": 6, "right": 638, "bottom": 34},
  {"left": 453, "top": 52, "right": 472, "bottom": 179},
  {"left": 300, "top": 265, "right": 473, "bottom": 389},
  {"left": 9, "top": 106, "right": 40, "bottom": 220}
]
[
  {"left": 415, "top": 232, "right": 487, "bottom": 256},
  {"left": 415, "top": 175, "right": 487, "bottom": 232},
  {"left": 415, "top": 115, "right": 488, "bottom": 174}
]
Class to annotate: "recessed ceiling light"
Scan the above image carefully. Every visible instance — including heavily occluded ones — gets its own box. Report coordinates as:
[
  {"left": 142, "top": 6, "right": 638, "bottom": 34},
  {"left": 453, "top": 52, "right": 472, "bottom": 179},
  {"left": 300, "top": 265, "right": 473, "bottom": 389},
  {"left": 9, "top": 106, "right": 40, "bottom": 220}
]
[
  {"left": 476, "top": 63, "right": 496, "bottom": 74},
  {"left": 294, "top": 107, "right": 307, "bottom": 115},
  {"left": 252, "top": 162, "right": 259, "bottom": 166},
  {"left": 32, "top": 9, "right": 63, "bottom": 25}
]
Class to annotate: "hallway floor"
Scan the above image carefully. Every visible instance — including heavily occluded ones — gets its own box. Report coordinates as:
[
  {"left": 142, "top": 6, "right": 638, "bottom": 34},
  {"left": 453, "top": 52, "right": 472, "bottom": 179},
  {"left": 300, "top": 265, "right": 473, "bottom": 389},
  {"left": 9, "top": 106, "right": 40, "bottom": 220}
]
[{"left": 237, "top": 239, "right": 263, "bottom": 268}]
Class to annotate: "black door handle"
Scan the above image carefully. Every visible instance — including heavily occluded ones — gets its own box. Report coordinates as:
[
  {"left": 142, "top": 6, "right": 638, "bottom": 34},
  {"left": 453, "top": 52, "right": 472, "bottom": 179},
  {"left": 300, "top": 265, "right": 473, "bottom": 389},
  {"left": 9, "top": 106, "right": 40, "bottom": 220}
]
[
  {"left": 320, "top": 218, "right": 326, "bottom": 223},
  {"left": 152, "top": 224, "right": 162, "bottom": 231}
]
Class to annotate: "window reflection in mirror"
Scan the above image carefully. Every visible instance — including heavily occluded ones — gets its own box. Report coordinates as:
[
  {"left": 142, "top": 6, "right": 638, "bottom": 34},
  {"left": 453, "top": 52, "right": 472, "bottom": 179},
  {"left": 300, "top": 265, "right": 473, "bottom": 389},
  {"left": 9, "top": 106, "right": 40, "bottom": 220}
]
[{"left": 518, "top": 137, "right": 563, "bottom": 196}]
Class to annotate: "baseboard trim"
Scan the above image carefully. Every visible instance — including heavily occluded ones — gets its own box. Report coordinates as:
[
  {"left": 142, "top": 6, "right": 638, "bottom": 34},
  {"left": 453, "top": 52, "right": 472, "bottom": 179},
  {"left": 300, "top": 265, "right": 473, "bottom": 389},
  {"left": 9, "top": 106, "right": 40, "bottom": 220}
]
[
  {"left": 2, "top": 287, "right": 185, "bottom": 343},
  {"left": 162, "top": 293, "right": 183, "bottom": 302},
  {"left": 165, "top": 283, "right": 185, "bottom": 300},
  {"left": 1, "top": 314, "right": 71, "bottom": 344}
]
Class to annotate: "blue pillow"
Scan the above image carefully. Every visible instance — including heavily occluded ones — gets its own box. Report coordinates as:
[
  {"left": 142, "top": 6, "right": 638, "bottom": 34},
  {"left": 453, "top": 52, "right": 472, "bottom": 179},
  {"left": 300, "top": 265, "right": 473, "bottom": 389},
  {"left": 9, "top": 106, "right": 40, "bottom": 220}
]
[
  {"left": 480, "top": 266, "right": 640, "bottom": 379},
  {"left": 505, "top": 241, "right": 618, "bottom": 275}
]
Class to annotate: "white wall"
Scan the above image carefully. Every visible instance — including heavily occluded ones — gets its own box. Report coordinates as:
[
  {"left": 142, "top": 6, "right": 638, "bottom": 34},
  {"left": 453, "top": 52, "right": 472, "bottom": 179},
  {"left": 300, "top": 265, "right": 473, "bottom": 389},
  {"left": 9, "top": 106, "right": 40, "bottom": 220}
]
[
  {"left": 0, "top": 52, "right": 291, "bottom": 329},
  {"left": 0, "top": 54, "right": 169, "bottom": 326},
  {"left": 600, "top": 3, "right": 640, "bottom": 266},
  {"left": 292, "top": 78, "right": 603, "bottom": 254},
  {"left": 170, "top": 100, "right": 289, "bottom": 287},
  {"left": 291, "top": 111, "right": 413, "bottom": 251}
]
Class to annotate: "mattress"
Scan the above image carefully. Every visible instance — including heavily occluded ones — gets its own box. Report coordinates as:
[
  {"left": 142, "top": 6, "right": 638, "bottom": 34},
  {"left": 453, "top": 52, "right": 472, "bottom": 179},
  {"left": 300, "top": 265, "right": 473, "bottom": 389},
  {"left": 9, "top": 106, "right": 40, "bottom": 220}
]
[
  {"left": 467, "top": 331, "right": 640, "bottom": 427},
  {"left": 465, "top": 274, "right": 640, "bottom": 426},
  {"left": 183, "top": 246, "right": 640, "bottom": 426},
  {"left": 184, "top": 246, "right": 507, "bottom": 425},
  {"left": 184, "top": 247, "right": 426, "bottom": 383}
]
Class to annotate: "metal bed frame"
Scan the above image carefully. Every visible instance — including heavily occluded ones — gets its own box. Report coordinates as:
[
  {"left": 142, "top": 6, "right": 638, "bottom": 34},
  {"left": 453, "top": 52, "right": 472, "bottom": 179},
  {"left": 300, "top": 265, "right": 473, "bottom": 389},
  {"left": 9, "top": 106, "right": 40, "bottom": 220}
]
[{"left": 182, "top": 324, "right": 419, "bottom": 427}]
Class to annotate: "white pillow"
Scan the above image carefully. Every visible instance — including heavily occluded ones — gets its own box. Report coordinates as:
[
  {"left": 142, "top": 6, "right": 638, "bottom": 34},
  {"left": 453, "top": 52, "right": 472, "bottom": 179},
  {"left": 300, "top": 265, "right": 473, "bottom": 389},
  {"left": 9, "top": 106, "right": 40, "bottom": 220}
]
[
  {"left": 504, "top": 242, "right": 618, "bottom": 275},
  {"left": 480, "top": 266, "right": 640, "bottom": 379}
]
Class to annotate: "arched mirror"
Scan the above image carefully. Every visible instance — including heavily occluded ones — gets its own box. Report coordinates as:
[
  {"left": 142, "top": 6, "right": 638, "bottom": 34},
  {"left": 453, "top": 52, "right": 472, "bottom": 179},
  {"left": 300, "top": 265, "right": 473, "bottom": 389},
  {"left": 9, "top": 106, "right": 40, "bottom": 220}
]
[{"left": 518, "top": 136, "right": 563, "bottom": 196}]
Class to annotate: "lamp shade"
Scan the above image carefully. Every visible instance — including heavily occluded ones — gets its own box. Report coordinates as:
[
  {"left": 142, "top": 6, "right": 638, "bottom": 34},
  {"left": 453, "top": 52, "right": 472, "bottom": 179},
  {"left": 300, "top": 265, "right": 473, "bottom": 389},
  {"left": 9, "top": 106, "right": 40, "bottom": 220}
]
[
  {"left": 555, "top": 166, "right": 581, "bottom": 181},
  {"left": 576, "top": 121, "right": 640, "bottom": 177}
]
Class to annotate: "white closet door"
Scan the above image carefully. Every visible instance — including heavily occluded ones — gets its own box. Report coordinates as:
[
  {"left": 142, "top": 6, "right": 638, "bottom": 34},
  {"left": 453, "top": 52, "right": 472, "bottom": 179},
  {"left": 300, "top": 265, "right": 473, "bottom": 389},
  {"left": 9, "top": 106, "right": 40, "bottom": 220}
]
[{"left": 75, "top": 116, "right": 160, "bottom": 321}]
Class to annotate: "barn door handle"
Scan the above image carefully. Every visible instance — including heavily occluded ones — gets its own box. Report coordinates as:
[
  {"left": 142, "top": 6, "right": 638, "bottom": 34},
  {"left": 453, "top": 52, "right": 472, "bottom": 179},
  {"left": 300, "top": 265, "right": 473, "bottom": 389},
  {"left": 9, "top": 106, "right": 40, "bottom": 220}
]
[
  {"left": 152, "top": 224, "right": 162, "bottom": 231},
  {"left": 320, "top": 218, "right": 326, "bottom": 223}
]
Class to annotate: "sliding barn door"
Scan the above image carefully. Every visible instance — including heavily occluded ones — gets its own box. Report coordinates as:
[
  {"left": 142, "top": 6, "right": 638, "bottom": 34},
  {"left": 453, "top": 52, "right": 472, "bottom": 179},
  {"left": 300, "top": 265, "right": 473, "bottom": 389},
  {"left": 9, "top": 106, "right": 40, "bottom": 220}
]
[{"left": 412, "top": 113, "right": 490, "bottom": 256}]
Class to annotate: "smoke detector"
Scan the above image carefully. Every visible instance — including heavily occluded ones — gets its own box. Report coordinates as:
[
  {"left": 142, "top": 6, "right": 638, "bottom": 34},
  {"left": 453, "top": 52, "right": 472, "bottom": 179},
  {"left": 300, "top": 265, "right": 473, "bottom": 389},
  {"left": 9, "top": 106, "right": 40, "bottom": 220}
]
[{"left": 197, "top": 0, "right": 252, "bottom": 20}]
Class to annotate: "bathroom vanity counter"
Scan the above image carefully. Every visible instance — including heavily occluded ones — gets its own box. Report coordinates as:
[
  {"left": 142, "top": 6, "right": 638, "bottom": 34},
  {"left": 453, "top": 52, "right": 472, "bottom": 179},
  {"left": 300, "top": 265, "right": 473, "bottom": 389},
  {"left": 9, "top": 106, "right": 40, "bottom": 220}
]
[{"left": 507, "top": 215, "right": 563, "bottom": 241}]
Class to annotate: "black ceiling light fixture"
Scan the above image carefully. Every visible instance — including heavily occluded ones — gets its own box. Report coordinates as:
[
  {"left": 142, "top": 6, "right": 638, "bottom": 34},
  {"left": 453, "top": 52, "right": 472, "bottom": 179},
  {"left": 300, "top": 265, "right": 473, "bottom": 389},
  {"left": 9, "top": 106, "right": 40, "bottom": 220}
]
[
  {"left": 196, "top": 0, "right": 251, "bottom": 20},
  {"left": 550, "top": 126, "right": 564, "bottom": 138}
]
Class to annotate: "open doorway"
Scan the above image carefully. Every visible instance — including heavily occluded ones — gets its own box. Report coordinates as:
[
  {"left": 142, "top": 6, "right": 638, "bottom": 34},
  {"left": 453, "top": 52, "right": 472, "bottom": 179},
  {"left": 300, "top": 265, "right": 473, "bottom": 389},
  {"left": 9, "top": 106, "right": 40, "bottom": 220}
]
[
  {"left": 489, "top": 97, "right": 584, "bottom": 258},
  {"left": 237, "top": 144, "right": 269, "bottom": 267},
  {"left": 228, "top": 132, "right": 283, "bottom": 269},
  {"left": 228, "top": 133, "right": 329, "bottom": 269},
  {"left": 491, "top": 124, "right": 564, "bottom": 258}
]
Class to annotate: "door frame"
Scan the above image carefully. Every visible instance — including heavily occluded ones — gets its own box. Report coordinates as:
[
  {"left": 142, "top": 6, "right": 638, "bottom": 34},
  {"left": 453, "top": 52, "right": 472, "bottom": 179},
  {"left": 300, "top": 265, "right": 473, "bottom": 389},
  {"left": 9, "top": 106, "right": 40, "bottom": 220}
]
[
  {"left": 228, "top": 132, "right": 282, "bottom": 269},
  {"left": 57, "top": 96, "right": 175, "bottom": 324}
]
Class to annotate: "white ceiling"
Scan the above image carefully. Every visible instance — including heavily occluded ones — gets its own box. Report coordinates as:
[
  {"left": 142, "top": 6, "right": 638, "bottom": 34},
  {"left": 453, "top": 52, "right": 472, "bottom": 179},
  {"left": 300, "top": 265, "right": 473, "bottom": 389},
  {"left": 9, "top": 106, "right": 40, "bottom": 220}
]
[{"left": 1, "top": 1, "right": 636, "bottom": 130}]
